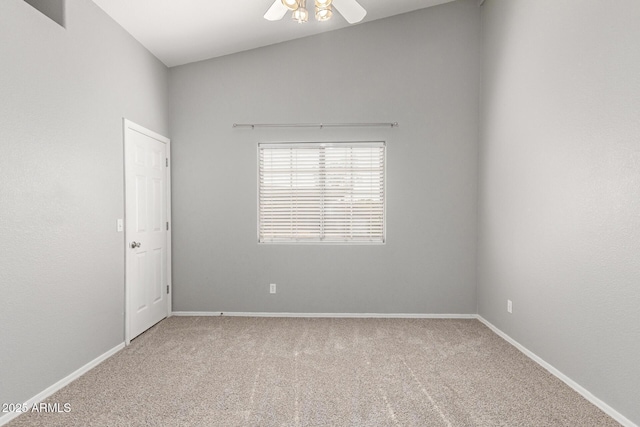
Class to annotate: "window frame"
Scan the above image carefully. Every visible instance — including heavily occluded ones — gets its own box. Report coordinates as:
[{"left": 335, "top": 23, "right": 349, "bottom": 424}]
[{"left": 257, "top": 141, "right": 387, "bottom": 245}]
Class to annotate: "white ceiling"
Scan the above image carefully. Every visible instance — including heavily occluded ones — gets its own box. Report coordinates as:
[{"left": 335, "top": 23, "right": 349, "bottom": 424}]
[{"left": 91, "top": 0, "right": 456, "bottom": 67}]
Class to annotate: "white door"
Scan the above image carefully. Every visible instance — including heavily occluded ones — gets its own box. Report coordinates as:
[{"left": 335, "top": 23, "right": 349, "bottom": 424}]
[{"left": 124, "top": 120, "right": 171, "bottom": 342}]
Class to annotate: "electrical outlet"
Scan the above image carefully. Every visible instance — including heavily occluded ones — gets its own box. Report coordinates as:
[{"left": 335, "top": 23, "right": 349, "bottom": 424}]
[
  {"left": 270, "top": 283, "right": 276, "bottom": 294},
  {"left": 507, "top": 299, "right": 513, "bottom": 314}
]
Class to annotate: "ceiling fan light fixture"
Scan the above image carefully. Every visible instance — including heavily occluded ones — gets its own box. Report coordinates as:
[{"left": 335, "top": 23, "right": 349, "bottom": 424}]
[
  {"left": 265, "top": 0, "right": 366, "bottom": 25},
  {"left": 315, "top": 0, "right": 332, "bottom": 7},
  {"left": 315, "top": 5, "right": 332, "bottom": 21},
  {"left": 292, "top": 0, "right": 309, "bottom": 23},
  {"left": 281, "top": 0, "right": 299, "bottom": 11}
]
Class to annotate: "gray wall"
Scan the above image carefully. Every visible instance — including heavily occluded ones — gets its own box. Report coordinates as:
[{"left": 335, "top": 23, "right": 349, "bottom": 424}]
[
  {"left": 169, "top": 0, "right": 480, "bottom": 314},
  {"left": 478, "top": 0, "right": 640, "bottom": 424},
  {"left": 0, "top": 0, "right": 168, "bottom": 408},
  {"left": 24, "top": 0, "right": 66, "bottom": 27}
]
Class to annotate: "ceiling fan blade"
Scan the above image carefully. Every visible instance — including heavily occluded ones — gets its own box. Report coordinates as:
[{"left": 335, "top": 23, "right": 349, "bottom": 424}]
[
  {"left": 333, "top": 0, "right": 367, "bottom": 24},
  {"left": 264, "top": 0, "right": 288, "bottom": 21}
]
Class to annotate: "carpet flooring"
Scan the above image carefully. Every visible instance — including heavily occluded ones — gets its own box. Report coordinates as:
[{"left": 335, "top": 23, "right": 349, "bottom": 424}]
[{"left": 8, "top": 317, "right": 619, "bottom": 426}]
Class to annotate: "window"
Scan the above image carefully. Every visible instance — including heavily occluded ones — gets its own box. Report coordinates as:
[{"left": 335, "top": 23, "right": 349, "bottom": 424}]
[{"left": 258, "top": 142, "right": 386, "bottom": 244}]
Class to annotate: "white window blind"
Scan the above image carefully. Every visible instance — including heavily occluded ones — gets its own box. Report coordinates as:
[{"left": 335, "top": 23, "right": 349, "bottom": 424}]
[{"left": 258, "top": 142, "right": 386, "bottom": 244}]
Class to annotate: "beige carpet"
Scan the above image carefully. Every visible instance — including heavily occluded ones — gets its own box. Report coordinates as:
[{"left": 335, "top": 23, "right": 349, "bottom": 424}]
[{"left": 8, "top": 317, "right": 619, "bottom": 427}]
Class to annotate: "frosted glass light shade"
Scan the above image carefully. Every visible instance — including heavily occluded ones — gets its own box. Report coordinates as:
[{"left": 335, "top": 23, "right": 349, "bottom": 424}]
[
  {"left": 292, "top": 7, "right": 309, "bottom": 23},
  {"left": 315, "top": 5, "right": 332, "bottom": 21},
  {"left": 282, "top": 0, "right": 299, "bottom": 11}
]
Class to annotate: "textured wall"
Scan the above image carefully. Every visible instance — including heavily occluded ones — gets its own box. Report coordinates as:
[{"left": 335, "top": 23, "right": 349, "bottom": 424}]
[
  {"left": 0, "top": 0, "right": 168, "bottom": 408},
  {"left": 169, "top": 0, "right": 480, "bottom": 314},
  {"left": 478, "top": 0, "right": 640, "bottom": 424}
]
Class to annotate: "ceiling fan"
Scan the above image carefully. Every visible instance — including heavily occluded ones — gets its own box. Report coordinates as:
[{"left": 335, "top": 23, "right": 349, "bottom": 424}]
[{"left": 264, "top": 0, "right": 367, "bottom": 24}]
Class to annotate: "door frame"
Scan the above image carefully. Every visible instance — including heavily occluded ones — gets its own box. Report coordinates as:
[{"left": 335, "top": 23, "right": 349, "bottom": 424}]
[{"left": 123, "top": 119, "right": 172, "bottom": 345}]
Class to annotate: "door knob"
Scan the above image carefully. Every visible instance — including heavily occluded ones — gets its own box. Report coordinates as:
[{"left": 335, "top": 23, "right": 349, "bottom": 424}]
[{"left": 130, "top": 241, "right": 141, "bottom": 249}]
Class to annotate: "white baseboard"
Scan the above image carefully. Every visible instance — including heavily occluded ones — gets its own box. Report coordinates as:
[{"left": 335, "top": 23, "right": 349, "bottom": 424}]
[
  {"left": 171, "top": 311, "right": 476, "bottom": 319},
  {"left": 476, "top": 316, "right": 637, "bottom": 427},
  {"left": 0, "top": 343, "right": 125, "bottom": 427}
]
